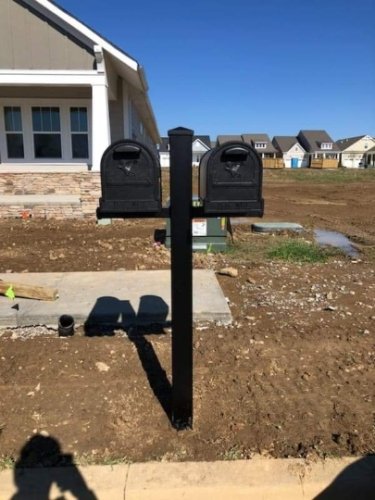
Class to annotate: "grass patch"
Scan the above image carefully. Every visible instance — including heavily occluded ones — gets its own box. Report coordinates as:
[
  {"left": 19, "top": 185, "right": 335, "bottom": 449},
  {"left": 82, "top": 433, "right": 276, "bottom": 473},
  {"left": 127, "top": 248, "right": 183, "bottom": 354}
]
[
  {"left": 225, "top": 239, "right": 266, "bottom": 263},
  {"left": 267, "top": 239, "right": 333, "bottom": 263},
  {"left": 221, "top": 445, "right": 245, "bottom": 461},
  {"left": 0, "top": 456, "right": 15, "bottom": 470}
]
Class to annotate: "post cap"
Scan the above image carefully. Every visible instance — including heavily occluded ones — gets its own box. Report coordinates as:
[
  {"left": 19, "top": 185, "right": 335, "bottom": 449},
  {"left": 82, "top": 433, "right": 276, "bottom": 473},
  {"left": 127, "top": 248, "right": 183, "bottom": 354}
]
[{"left": 168, "top": 127, "right": 194, "bottom": 136}]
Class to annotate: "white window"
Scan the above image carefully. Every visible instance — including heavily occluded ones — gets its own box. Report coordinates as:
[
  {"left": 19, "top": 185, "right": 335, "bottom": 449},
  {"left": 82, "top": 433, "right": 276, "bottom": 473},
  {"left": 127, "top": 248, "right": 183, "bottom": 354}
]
[
  {"left": 321, "top": 142, "right": 332, "bottom": 150},
  {"left": 0, "top": 99, "right": 91, "bottom": 164},
  {"left": 254, "top": 142, "right": 267, "bottom": 149},
  {"left": 4, "top": 106, "right": 24, "bottom": 158}
]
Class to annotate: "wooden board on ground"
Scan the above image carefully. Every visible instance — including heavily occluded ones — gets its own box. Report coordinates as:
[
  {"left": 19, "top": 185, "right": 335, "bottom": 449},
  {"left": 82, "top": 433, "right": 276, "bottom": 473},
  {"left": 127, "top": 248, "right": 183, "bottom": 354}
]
[{"left": 0, "top": 280, "right": 58, "bottom": 301}]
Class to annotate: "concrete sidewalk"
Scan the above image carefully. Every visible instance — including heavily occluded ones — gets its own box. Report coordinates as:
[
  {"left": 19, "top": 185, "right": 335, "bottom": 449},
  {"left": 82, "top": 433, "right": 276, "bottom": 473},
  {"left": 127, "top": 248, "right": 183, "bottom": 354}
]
[
  {"left": 0, "top": 270, "right": 232, "bottom": 328},
  {"left": 0, "top": 456, "right": 374, "bottom": 499}
]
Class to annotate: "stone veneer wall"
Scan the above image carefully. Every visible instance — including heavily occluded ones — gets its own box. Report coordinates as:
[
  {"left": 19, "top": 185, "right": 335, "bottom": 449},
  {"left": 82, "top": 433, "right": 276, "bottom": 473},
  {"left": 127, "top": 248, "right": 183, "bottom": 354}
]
[{"left": 0, "top": 172, "right": 101, "bottom": 219}]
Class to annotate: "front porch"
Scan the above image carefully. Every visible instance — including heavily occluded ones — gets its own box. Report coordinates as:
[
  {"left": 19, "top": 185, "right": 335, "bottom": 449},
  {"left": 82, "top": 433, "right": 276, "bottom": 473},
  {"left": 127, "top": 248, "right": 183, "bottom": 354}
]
[
  {"left": 262, "top": 156, "right": 284, "bottom": 169},
  {"left": 0, "top": 70, "right": 112, "bottom": 172},
  {"left": 310, "top": 158, "right": 339, "bottom": 169}
]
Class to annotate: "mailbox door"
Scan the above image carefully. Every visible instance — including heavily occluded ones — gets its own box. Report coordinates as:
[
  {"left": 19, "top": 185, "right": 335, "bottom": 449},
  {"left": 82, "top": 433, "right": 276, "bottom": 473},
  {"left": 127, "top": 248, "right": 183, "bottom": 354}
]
[
  {"left": 100, "top": 140, "right": 161, "bottom": 214},
  {"left": 200, "top": 142, "right": 263, "bottom": 215}
]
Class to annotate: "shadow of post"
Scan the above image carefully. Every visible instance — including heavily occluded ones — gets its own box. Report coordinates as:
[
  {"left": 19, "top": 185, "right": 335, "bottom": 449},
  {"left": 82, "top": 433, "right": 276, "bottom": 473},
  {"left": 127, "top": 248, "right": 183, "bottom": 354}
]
[
  {"left": 84, "top": 295, "right": 172, "bottom": 423},
  {"left": 314, "top": 454, "right": 375, "bottom": 499},
  {"left": 11, "top": 434, "right": 97, "bottom": 499}
]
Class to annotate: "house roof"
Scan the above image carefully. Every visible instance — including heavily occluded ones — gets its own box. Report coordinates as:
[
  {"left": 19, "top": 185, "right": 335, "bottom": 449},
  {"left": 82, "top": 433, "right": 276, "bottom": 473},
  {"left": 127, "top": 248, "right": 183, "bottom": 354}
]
[
  {"left": 217, "top": 135, "right": 243, "bottom": 145},
  {"left": 297, "top": 130, "right": 340, "bottom": 152},
  {"left": 159, "top": 135, "right": 211, "bottom": 153},
  {"left": 367, "top": 145, "right": 375, "bottom": 153},
  {"left": 272, "top": 136, "right": 304, "bottom": 153},
  {"left": 24, "top": 0, "right": 159, "bottom": 141},
  {"left": 336, "top": 135, "right": 371, "bottom": 151},
  {"left": 242, "top": 134, "right": 277, "bottom": 153},
  {"left": 242, "top": 133, "right": 269, "bottom": 143},
  {"left": 193, "top": 136, "right": 211, "bottom": 148}
]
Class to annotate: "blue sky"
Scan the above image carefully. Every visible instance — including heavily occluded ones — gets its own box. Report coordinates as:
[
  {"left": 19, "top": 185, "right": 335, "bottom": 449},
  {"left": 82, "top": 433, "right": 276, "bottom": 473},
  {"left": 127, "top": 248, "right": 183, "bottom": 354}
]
[{"left": 60, "top": 0, "right": 375, "bottom": 140}]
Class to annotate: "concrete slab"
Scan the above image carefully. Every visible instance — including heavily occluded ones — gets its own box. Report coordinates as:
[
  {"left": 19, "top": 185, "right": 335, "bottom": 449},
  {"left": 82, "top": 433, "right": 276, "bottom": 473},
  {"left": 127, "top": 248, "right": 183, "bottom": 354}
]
[
  {"left": 252, "top": 222, "right": 304, "bottom": 233},
  {"left": 125, "top": 456, "right": 375, "bottom": 500},
  {"left": 0, "top": 456, "right": 374, "bottom": 500},
  {"left": 0, "top": 270, "right": 232, "bottom": 327}
]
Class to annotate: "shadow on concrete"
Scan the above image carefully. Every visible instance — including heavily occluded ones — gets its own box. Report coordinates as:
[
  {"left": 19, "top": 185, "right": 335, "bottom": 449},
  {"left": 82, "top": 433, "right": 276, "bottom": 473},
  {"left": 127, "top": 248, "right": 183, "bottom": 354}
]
[
  {"left": 84, "top": 295, "right": 172, "bottom": 422},
  {"left": 11, "top": 434, "right": 97, "bottom": 499},
  {"left": 314, "top": 454, "right": 375, "bottom": 499}
]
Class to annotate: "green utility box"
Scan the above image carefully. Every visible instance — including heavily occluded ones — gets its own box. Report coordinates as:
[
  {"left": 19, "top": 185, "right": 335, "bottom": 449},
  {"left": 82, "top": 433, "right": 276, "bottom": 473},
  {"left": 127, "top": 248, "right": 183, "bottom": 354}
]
[{"left": 165, "top": 197, "right": 228, "bottom": 252}]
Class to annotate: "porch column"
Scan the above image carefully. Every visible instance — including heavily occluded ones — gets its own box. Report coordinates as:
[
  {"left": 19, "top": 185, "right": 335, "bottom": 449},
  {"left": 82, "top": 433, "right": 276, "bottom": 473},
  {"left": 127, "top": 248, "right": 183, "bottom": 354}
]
[{"left": 91, "top": 83, "right": 111, "bottom": 171}]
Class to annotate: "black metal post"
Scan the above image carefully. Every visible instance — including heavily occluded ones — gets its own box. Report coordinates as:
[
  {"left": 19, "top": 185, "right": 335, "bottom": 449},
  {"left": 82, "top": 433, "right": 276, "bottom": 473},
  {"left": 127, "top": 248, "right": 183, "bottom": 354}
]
[{"left": 168, "top": 127, "right": 194, "bottom": 429}]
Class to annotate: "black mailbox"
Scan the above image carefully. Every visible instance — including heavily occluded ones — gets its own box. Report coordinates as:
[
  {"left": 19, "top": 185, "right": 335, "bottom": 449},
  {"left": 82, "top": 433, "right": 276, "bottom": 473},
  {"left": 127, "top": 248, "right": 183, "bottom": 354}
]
[
  {"left": 98, "top": 139, "right": 161, "bottom": 215},
  {"left": 199, "top": 141, "right": 263, "bottom": 215}
]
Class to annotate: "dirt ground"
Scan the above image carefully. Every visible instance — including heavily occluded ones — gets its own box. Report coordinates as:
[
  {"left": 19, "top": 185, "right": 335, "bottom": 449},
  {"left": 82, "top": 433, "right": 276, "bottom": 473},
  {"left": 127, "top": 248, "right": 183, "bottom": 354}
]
[{"left": 0, "top": 169, "right": 374, "bottom": 465}]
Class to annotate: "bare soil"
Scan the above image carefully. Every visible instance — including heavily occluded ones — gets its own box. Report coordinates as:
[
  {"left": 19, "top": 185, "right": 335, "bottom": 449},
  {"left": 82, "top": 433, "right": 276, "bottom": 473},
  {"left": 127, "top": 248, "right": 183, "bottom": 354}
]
[{"left": 0, "top": 170, "right": 374, "bottom": 465}]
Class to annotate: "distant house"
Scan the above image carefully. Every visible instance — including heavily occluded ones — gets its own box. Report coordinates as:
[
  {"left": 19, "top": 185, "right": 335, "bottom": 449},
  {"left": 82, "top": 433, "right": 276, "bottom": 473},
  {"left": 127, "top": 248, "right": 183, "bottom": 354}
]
[
  {"left": 297, "top": 130, "right": 340, "bottom": 169},
  {"left": 242, "top": 134, "right": 282, "bottom": 168},
  {"left": 272, "top": 136, "right": 309, "bottom": 168},
  {"left": 158, "top": 135, "right": 211, "bottom": 167},
  {"left": 336, "top": 135, "right": 375, "bottom": 168},
  {"left": 0, "top": 0, "right": 159, "bottom": 218},
  {"left": 192, "top": 136, "right": 211, "bottom": 166},
  {"left": 365, "top": 145, "right": 375, "bottom": 168}
]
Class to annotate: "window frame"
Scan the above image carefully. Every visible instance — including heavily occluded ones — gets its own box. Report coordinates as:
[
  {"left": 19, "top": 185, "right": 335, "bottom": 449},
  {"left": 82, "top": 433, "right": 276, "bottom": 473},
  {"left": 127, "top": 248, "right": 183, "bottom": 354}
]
[
  {"left": 0, "top": 98, "right": 91, "bottom": 164},
  {"left": 254, "top": 142, "right": 267, "bottom": 149},
  {"left": 3, "top": 106, "right": 25, "bottom": 159},
  {"left": 32, "top": 106, "right": 62, "bottom": 159},
  {"left": 70, "top": 106, "right": 89, "bottom": 159}
]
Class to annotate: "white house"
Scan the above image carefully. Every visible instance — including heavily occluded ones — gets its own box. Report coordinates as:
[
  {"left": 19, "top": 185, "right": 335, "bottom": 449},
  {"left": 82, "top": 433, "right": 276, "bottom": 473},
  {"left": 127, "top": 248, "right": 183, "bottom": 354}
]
[
  {"left": 336, "top": 135, "right": 375, "bottom": 168},
  {"left": 0, "top": 0, "right": 159, "bottom": 218},
  {"left": 272, "top": 136, "right": 309, "bottom": 168},
  {"left": 158, "top": 135, "right": 211, "bottom": 168},
  {"left": 192, "top": 136, "right": 211, "bottom": 166}
]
